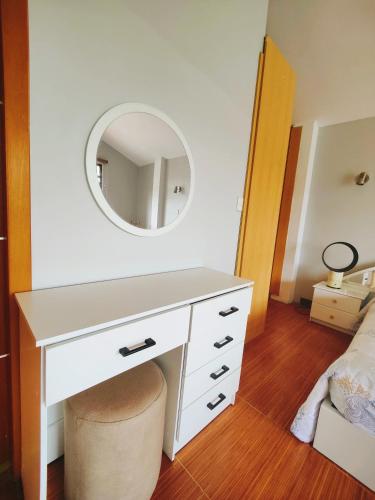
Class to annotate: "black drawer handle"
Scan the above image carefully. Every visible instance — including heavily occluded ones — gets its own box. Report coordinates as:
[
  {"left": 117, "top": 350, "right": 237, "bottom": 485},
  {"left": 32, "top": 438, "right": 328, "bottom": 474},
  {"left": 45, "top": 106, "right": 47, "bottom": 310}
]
[
  {"left": 210, "top": 365, "right": 230, "bottom": 380},
  {"left": 119, "top": 338, "right": 156, "bottom": 357},
  {"left": 214, "top": 336, "right": 233, "bottom": 349},
  {"left": 207, "top": 393, "right": 226, "bottom": 410},
  {"left": 219, "top": 306, "right": 239, "bottom": 317}
]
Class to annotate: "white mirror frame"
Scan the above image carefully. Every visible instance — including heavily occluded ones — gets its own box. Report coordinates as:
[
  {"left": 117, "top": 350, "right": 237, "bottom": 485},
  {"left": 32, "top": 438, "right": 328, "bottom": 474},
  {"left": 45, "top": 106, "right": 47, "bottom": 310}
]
[{"left": 86, "top": 103, "right": 195, "bottom": 237}]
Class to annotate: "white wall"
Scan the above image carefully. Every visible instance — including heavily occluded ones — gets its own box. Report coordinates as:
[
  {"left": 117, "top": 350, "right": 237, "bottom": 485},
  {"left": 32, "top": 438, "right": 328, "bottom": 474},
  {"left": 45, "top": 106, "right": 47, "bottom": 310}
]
[
  {"left": 158, "top": 160, "right": 167, "bottom": 229},
  {"left": 267, "top": 0, "right": 375, "bottom": 126},
  {"left": 29, "top": 0, "right": 268, "bottom": 289},
  {"left": 163, "top": 156, "right": 190, "bottom": 226},
  {"left": 97, "top": 141, "right": 138, "bottom": 222},
  {"left": 135, "top": 164, "right": 154, "bottom": 229},
  {"left": 271, "top": 122, "right": 319, "bottom": 304},
  {"left": 295, "top": 117, "right": 375, "bottom": 301}
]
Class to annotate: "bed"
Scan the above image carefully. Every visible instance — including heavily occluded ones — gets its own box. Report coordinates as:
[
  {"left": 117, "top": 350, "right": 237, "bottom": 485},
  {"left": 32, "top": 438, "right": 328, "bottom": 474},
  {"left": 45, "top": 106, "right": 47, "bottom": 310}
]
[{"left": 291, "top": 267, "right": 375, "bottom": 491}]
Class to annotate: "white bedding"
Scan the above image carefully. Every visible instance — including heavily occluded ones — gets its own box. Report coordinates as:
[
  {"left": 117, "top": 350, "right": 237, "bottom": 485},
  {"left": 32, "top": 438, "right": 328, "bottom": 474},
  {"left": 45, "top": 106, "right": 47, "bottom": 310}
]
[{"left": 291, "top": 301, "right": 375, "bottom": 443}]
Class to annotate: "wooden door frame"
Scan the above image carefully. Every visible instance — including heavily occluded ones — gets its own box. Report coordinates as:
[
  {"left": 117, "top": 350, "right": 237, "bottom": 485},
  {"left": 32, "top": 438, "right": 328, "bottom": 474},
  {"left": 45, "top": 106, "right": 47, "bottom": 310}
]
[
  {"left": 236, "top": 51, "right": 265, "bottom": 275},
  {"left": 0, "top": 0, "right": 32, "bottom": 477},
  {"left": 270, "top": 126, "right": 302, "bottom": 296}
]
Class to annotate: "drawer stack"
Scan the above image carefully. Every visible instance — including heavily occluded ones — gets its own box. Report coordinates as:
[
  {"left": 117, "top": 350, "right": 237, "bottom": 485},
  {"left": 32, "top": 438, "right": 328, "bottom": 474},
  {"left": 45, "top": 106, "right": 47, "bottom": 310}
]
[
  {"left": 177, "top": 287, "right": 252, "bottom": 449},
  {"left": 310, "top": 283, "right": 369, "bottom": 333}
]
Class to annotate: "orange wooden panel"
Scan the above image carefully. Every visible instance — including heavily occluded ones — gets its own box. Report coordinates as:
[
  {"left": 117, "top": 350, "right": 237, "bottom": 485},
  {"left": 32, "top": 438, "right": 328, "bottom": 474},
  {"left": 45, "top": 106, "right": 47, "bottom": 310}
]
[
  {"left": 237, "top": 37, "right": 295, "bottom": 341},
  {"left": 0, "top": 2, "right": 10, "bottom": 470},
  {"left": 270, "top": 126, "right": 302, "bottom": 296},
  {"left": 1, "top": 0, "right": 32, "bottom": 476},
  {"left": 0, "top": 357, "right": 11, "bottom": 466}
]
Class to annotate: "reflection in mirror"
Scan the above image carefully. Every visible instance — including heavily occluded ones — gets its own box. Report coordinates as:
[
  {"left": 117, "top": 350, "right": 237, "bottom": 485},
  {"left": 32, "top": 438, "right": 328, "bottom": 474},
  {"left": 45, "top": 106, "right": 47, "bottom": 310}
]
[{"left": 96, "top": 112, "right": 190, "bottom": 230}]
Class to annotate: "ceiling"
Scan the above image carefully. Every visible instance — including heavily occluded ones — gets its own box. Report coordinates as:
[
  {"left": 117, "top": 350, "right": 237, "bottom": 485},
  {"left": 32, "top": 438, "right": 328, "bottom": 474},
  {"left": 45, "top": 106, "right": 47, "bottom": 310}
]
[
  {"left": 102, "top": 112, "right": 186, "bottom": 166},
  {"left": 267, "top": 0, "right": 375, "bottom": 126}
]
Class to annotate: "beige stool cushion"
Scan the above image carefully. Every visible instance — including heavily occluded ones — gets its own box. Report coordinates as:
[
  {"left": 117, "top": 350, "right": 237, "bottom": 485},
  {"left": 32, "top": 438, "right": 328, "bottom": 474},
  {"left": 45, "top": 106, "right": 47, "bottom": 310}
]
[{"left": 64, "top": 361, "right": 167, "bottom": 500}]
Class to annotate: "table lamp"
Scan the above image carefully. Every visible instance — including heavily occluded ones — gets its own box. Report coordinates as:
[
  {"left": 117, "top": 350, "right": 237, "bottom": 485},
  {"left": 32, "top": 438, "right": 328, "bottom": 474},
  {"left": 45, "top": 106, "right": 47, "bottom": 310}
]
[{"left": 322, "top": 241, "right": 359, "bottom": 289}]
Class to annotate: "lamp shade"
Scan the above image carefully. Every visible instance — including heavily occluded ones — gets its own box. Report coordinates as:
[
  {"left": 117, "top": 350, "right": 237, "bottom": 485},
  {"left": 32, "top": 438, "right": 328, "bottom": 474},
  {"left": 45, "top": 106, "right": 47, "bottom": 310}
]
[{"left": 321, "top": 241, "right": 359, "bottom": 273}]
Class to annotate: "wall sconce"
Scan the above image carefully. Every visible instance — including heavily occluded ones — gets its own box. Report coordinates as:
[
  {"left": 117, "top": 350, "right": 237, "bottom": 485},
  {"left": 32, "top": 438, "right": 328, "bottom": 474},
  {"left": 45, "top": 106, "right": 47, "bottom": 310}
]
[
  {"left": 355, "top": 172, "right": 370, "bottom": 185},
  {"left": 174, "top": 186, "right": 184, "bottom": 194}
]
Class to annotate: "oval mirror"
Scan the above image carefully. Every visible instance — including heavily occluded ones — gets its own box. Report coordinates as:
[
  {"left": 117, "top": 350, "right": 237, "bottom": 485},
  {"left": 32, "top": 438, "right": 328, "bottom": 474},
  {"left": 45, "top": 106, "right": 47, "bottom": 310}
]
[{"left": 86, "top": 103, "right": 194, "bottom": 236}]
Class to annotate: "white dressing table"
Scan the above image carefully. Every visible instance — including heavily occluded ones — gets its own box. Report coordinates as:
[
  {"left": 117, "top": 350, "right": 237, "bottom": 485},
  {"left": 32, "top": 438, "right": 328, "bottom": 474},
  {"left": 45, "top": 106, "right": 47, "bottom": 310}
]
[{"left": 17, "top": 267, "right": 253, "bottom": 500}]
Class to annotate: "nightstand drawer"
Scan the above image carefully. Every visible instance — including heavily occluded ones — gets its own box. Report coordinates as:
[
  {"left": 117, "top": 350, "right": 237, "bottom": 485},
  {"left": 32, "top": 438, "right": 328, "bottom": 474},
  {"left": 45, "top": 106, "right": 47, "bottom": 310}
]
[
  {"left": 311, "top": 303, "right": 357, "bottom": 331},
  {"left": 313, "top": 288, "right": 362, "bottom": 314}
]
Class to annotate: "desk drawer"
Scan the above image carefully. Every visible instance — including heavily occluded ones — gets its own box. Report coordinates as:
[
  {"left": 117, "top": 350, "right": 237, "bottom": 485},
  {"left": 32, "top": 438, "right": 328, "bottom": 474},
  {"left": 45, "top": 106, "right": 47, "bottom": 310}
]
[
  {"left": 45, "top": 307, "right": 190, "bottom": 405},
  {"left": 185, "top": 330, "right": 245, "bottom": 375},
  {"left": 313, "top": 288, "right": 362, "bottom": 314},
  {"left": 311, "top": 303, "right": 356, "bottom": 331},
  {"left": 181, "top": 342, "right": 244, "bottom": 409},
  {"left": 178, "top": 368, "right": 240, "bottom": 446},
  {"left": 190, "top": 287, "right": 251, "bottom": 344}
]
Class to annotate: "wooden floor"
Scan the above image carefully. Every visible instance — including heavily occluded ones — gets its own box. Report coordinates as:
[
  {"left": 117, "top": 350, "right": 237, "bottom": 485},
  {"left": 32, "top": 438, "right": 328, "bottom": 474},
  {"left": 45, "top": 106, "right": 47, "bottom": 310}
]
[{"left": 2, "top": 300, "right": 375, "bottom": 499}]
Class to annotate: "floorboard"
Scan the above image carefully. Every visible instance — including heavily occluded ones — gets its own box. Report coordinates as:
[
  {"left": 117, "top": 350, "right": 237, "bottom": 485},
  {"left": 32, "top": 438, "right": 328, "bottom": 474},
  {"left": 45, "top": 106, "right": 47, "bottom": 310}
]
[
  {"left": 238, "top": 301, "right": 351, "bottom": 429},
  {"left": 1, "top": 300, "right": 374, "bottom": 499}
]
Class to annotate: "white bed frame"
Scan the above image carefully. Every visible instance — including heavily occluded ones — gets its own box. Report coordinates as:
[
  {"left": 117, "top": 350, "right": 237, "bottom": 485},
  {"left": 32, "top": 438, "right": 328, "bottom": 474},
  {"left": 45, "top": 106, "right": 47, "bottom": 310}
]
[
  {"left": 313, "top": 398, "right": 375, "bottom": 491},
  {"left": 313, "top": 266, "right": 375, "bottom": 492}
]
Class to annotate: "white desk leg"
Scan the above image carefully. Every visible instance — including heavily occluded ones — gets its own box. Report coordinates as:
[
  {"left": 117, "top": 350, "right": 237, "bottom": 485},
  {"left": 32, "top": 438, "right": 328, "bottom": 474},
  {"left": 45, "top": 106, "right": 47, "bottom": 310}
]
[
  {"left": 20, "top": 312, "right": 48, "bottom": 500},
  {"left": 156, "top": 345, "right": 185, "bottom": 461}
]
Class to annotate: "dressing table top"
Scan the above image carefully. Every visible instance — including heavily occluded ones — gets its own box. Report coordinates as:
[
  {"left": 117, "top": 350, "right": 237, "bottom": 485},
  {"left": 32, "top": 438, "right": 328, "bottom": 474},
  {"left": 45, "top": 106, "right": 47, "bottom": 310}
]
[{"left": 16, "top": 267, "right": 253, "bottom": 347}]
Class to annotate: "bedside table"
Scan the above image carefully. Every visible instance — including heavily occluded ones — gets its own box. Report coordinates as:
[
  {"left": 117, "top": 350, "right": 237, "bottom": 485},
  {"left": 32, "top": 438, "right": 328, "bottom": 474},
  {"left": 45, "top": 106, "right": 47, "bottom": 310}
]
[{"left": 310, "top": 281, "right": 371, "bottom": 334}]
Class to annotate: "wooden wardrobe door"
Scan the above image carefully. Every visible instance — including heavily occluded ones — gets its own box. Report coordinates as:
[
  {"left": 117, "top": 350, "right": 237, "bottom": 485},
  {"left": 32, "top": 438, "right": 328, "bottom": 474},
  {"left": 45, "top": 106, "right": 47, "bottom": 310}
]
[
  {"left": 1, "top": 0, "right": 32, "bottom": 475},
  {"left": 236, "top": 37, "right": 295, "bottom": 341},
  {"left": 0, "top": 9, "right": 10, "bottom": 469}
]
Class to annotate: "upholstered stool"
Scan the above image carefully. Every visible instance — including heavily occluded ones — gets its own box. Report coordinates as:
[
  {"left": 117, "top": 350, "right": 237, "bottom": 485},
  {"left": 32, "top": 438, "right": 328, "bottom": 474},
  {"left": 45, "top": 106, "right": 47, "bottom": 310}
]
[{"left": 64, "top": 361, "right": 167, "bottom": 500}]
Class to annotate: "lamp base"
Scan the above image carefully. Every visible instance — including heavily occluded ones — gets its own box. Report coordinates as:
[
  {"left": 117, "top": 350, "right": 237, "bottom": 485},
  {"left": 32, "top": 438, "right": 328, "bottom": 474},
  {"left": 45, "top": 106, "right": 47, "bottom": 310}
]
[{"left": 327, "top": 271, "right": 344, "bottom": 289}]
